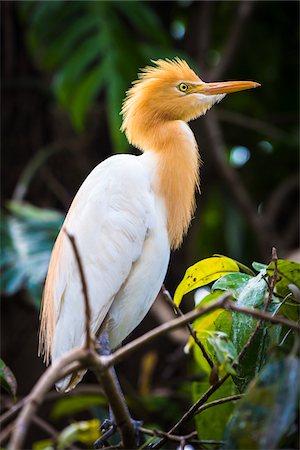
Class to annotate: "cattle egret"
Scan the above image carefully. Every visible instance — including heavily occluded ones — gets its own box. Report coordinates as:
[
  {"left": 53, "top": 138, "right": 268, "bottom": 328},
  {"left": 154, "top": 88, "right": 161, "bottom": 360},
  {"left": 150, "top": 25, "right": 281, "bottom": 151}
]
[{"left": 39, "top": 58, "right": 259, "bottom": 392}]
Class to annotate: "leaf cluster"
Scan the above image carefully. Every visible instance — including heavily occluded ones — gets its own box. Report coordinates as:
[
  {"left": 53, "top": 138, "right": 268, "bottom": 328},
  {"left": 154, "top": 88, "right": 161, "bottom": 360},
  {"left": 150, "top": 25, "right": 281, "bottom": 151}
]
[
  {"left": 175, "top": 255, "right": 300, "bottom": 448},
  {"left": 18, "top": 1, "right": 173, "bottom": 151}
]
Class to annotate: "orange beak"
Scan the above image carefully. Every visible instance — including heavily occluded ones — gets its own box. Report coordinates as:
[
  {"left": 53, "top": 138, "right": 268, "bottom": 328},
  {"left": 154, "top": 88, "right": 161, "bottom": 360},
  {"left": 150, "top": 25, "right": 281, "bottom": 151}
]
[{"left": 193, "top": 80, "right": 260, "bottom": 95}]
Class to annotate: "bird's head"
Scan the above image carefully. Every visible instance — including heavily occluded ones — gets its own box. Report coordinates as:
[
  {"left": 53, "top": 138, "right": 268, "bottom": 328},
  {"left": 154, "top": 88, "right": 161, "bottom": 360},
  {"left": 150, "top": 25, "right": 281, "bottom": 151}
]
[{"left": 121, "top": 58, "right": 260, "bottom": 150}]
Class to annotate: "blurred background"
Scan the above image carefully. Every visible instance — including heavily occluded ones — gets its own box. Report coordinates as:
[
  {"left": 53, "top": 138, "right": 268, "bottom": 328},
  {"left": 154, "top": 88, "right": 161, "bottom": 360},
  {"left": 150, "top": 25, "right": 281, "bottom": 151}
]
[{"left": 1, "top": 0, "right": 299, "bottom": 447}]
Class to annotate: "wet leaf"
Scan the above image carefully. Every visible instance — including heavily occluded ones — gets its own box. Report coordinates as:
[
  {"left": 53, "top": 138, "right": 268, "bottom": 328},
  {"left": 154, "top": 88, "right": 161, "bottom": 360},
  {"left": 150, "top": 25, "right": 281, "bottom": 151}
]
[
  {"left": 230, "top": 271, "right": 269, "bottom": 391},
  {"left": 174, "top": 256, "right": 239, "bottom": 306},
  {"left": 188, "top": 291, "right": 233, "bottom": 373},
  {"left": 0, "top": 358, "right": 17, "bottom": 398},
  {"left": 224, "top": 356, "right": 300, "bottom": 449},
  {"left": 252, "top": 262, "right": 267, "bottom": 272},
  {"left": 207, "top": 332, "right": 238, "bottom": 376},
  {"left": 212, "top": 273, "right": 252, "bottom": 299}
]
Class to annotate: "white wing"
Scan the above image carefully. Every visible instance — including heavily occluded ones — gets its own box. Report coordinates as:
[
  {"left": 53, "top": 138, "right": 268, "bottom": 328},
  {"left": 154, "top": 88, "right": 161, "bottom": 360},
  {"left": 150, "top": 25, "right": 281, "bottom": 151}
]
[{"left": 40, "top": 154, "right": 155, "bottom": 390}]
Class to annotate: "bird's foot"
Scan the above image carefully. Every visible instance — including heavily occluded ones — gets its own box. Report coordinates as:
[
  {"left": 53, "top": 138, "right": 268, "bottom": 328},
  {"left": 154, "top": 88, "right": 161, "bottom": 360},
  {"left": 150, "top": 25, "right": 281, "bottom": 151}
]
[{"left": 94, "top": 418, "right": 143, "bottom": 448}]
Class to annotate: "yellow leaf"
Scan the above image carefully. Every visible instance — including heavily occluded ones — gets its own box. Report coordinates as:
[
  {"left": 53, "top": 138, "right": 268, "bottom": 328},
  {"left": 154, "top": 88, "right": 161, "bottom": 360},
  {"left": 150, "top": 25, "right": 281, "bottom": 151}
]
[{"left": 174, "top": 256, "right": 239, "bottom": 306}]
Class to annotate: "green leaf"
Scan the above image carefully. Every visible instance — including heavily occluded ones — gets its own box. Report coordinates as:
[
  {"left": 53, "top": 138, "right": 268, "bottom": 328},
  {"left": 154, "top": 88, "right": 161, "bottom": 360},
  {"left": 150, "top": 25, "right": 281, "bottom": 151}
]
[
  {"left": 54, "top": 35, "right": 103, "bottom": 106},
  {"left": 193, "top": 376, "right": 237, "bottom": 440},
  {"left": 115, "top": 1, "right": 170, "bottom": 46},
  {"left": 207, "top": 332, "right": 238, "bottom": 376},
  {"left": 1, "top": 201, "right": 63, "bottom": 306},
  {"left": 267, "top": 259, "right": 300, "bottom": 297},
  {"left": 268, "top": 259, "right": 300, "bottom": 321},
  {"left": 212, "top": 273, "right": 252, "bottom": 299},
  {"left": 33, "top": 439, "right": 55, "bottom": 450},
  {"left": 189, "top": 291, "right": 233, "bottom": 374},
  {"left": 0, "top": 358, "right": 17, "bottom": 398},
  {"left": 230, "top": 271, "right": 269, "bottom": 391},
  {"left": 252, "top": 261, "right": 267, "bottom": 272},
  {"left": 57, "top": 419, "right": 101, "bottom": 449},
  {"left": 70, "top": 63, "right": 107, "bottom": 131},
  {"left": 224, "top": 356, "right": 300, "bottom": 449},
  {"left": 174, "top": 256, "right": 239, "bottom": 306},
  {"left": 51, "top": 394, "right": 106, "bottom": 419}
]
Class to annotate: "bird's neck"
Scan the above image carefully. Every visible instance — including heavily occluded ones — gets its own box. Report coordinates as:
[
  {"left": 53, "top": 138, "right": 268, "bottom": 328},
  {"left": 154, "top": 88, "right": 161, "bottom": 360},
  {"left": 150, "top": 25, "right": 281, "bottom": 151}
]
[{"left": 141, "top": 120, "right": 201, "bottom": 249}]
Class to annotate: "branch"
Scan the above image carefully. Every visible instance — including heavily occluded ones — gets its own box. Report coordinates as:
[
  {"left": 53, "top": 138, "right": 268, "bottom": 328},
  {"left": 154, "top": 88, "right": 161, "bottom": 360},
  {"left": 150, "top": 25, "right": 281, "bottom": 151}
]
[
  {"left": 91, "top": 357, "right": 136, "bottom": 449},
  {"left": 0, "top": 398, "right": 26, "bottom": 427},
  {"left": 107, "top": 293, "right": 231, "bottom": 367},
  {"left": 108, "top": 293, "right": 299, "bottom": 371},
  {"left": 8, "top": 348, "right": 85, "bottom": 450},
  {"left": 216, "top": 108, "right": 289, "bottom": 143},
  {"left": 195, "top": 394, "right": 243, "bottom": 415},
  {"left": 208, "top": 1, "right": 255, "bottom": 80},
  {"left": 140, "top": 427, "right": 197, "bottom": 443},
  {"left": 64, "top": 230, "right": 94, "bottom": 350},
  {"left": 201, "top": 111, "right": 275, "bottom": 258},
  {"left": 8, "top": 254, "right": 297, "bottom": 450},
  {"left": 161, "top": 286, "right": 214, "bottom": 368}
]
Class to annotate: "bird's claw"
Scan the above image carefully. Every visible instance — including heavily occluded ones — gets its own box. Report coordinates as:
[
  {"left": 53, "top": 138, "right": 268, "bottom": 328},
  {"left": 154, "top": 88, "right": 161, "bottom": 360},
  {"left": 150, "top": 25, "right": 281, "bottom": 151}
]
[
  {"left": 94, "top": 421, "right": 116, "bottom": 448},
  {"left": 94, "top": 418, "right": 143, "bottom": 448}
]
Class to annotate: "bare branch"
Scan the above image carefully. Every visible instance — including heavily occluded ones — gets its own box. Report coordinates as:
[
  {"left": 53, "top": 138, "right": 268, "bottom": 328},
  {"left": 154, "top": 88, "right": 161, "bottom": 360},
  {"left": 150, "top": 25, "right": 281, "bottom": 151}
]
[
  {"left": 216, "top": 108, "right": 289, "bottom": 143},
  {"left": 161, "top": 285, "right": 214, "bottom": 368},
  {"left": 201, "top": 111, "right": 274, "bottom": 258},
  {"left": 107, "top": 293, "right": 231, "bottom": 367},
  {"left": 91, "top": 356, "right": 136, "bottom": 449},
  {"left": 139, "top": 427, "right": 197, "bottom": 443},
  {"left": 195, "top": 394, "right": 243, "bottom": 415},
  {"left": 64, "top": 230, "right": 94, "bottom": 350},
  {"left": 0, "top": 398, "right": 26, "bottom": 427},
  {"left": 8, "top": 348, "right": 85, "bottom": 450},
  {"left": 208, "top": 1, "right": 255, "bottom": 80},
  {"left": 108, "top": 293, "right": 299, "bottom": 371}
]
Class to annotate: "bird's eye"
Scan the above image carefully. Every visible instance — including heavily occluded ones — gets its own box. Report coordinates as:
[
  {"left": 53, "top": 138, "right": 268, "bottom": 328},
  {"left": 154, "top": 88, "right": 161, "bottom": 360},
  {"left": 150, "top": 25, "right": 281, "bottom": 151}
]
[{"left": 178, "top": 83, "right": 189, "bottom": 93}]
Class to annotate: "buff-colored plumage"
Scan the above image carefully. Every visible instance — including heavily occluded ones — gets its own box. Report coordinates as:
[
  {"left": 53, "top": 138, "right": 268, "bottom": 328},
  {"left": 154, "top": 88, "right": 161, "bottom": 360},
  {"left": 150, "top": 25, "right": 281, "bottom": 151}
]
[{"left": 39, "top": 58, "right": 259, "bottom": 391}]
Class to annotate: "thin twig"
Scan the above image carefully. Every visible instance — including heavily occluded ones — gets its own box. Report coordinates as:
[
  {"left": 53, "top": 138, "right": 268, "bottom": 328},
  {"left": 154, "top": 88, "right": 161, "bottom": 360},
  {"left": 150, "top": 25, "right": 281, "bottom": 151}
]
[
  {"left": 32, "top": 415, "right": 59, "bottom": 440},
  {"left": 8, "top": 350, "right": 85, "bottom": 450},
  {"left": 0, "top": 397, "right": 26, "bottom": 426},
  {"left": 140, "top": 427, "right": 197, "bottom": 443},
  {"left": 216, "top": 109, "right": 289, "bottom": 143},
  {"left": 108, "top": 294, "right": 299, "bottom": 371},
  {"left": 201, "top": 112, "right": 273, "bottom": 258},
  {"left": 161, "top": 285, "right": 214, "bottom": 368},
  {"left": 64, "top": 229, "right": 94, "bottom": 350},
  {"left": 208, "top": 1, "right": 254, "bottom": 80},
  {"left": 0, "top": 421, "right": 15, "bottom": 445},
  {"left": 107, "top": 293, "right": 231, "bottom": 367},
  {"left": 195, "top": 394, "right": 243, "bottom": 415}
]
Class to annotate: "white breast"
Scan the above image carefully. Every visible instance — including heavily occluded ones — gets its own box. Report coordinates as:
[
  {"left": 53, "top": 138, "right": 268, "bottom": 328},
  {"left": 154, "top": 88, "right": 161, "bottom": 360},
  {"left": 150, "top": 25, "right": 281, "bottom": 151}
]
[{"left": 107, "top": 196, "right": 170, "bottom": 348}]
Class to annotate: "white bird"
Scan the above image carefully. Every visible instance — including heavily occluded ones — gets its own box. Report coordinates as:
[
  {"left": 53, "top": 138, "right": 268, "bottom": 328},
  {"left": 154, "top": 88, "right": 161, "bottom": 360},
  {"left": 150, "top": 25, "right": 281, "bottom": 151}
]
[{"left": 39, "top": 58, "right": 259, "bottom": 392}]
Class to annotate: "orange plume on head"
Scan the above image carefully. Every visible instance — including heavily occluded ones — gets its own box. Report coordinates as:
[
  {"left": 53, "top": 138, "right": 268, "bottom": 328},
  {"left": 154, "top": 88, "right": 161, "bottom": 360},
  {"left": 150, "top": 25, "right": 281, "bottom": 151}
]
[{"left": 121, "top": 58, "right": 202, "bottom": 151}]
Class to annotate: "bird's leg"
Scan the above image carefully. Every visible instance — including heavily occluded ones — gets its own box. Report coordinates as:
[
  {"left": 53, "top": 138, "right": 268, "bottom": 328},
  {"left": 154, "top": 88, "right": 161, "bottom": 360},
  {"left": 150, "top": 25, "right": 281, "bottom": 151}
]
[{"left": 94, "top": 330, "right": 142, "bottom": 449}]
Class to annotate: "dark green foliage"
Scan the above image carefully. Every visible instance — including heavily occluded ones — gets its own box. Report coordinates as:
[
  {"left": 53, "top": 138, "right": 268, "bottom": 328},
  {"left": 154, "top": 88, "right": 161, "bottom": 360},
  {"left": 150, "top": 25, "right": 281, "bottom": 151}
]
[
  {"left": 19, "top": 1, "right": 174, "bottom": 151},
  {"left": 0, "top": 358, "right": 17, "bottom": 398},
  {"left": 1, "top": 201, "right": 64, "bottom": 307},
  {"left": 178, "top": 255, "right": 300, "bottom": 442},
  {"left": 224, "top": 356, "right": 300, "bottom": 449}
]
